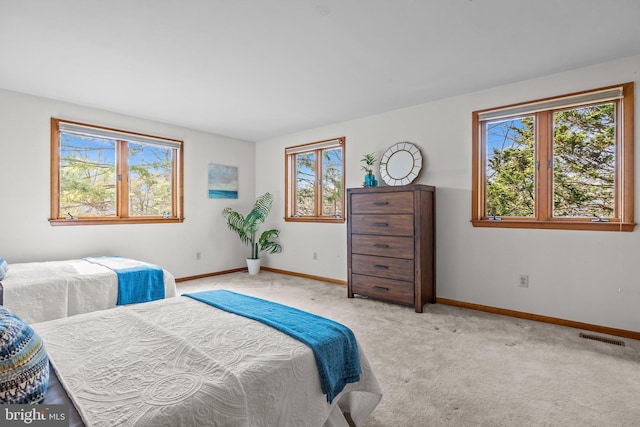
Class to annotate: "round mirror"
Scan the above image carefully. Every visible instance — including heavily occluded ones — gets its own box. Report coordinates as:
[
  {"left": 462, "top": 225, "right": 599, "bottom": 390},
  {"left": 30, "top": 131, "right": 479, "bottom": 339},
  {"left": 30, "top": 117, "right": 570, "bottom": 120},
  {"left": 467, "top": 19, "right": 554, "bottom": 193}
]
[{"left": 379, "top": 142, "right": 422, "bottom": 186}]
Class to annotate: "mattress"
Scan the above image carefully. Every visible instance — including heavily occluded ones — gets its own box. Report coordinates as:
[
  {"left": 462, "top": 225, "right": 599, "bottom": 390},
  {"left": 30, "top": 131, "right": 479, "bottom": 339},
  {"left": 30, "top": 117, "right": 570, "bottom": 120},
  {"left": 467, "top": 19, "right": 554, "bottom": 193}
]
[
  {"left": 0, "top": 259, "right": 177, "bottom": 323},
  {"left": 33, "top": 295, "right": 382, "bottom": 427}
]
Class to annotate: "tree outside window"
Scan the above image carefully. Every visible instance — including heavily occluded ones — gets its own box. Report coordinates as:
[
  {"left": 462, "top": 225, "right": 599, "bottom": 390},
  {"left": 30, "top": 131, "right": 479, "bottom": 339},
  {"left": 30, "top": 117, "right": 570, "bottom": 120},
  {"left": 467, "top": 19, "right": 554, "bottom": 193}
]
[
  {"left": 285, "top": 138, "right": 345, "bottom": 223},
  {"left": 51, "top": 119, "right": 184, "bottom": 225},
  {"left": 472, "top": 83, "right": 634, "bottom": 231}
]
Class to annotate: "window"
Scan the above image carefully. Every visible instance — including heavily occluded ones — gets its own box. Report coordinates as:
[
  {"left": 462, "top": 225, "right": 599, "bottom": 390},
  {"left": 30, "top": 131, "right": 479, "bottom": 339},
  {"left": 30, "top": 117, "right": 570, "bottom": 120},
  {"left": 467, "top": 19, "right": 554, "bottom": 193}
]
[
  {"left": 472, "top": 83, "right": 634, "bottom": 231},
  {"left": 285, "top": 137, "right": 345, "bottom": 223},
  {"left": 50, "top": 118, "right": 184, "bottom": 225}
]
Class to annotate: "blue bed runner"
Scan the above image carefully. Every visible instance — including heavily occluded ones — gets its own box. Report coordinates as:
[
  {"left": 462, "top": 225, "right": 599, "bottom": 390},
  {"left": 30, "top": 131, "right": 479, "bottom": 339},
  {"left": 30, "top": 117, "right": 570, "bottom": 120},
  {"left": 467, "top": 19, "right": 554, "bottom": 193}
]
[
  {"left": 184, "top": 290, "right": 362, "bottom": 403},
  {"left": 83, "top": 257, "right": 165, "bottom": 305}
]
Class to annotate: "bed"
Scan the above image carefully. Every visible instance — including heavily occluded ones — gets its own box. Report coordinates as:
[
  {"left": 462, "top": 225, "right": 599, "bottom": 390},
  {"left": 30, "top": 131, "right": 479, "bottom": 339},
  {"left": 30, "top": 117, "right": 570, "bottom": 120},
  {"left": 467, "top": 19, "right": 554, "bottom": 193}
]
[
  {"left": 0, "top": 257, "right": 177, "bottom": 324},
  {"left": 30, "top": 290, "right": 382, "bottom": 427}
]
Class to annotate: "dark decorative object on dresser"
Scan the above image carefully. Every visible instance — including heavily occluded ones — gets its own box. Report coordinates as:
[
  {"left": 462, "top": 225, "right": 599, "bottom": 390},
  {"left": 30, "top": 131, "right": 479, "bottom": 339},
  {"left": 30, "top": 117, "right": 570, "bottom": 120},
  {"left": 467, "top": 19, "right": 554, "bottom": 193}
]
[{"left": 347, "top": 184, "right": 436, "bottom": 313}]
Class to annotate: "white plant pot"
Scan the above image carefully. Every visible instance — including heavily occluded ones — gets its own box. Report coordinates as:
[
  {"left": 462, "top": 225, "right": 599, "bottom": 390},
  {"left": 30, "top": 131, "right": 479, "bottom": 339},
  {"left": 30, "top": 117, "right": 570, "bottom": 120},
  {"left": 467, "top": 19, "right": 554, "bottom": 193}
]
[{"left": 246, "top": 258, "right": 261, "bottom": 275}]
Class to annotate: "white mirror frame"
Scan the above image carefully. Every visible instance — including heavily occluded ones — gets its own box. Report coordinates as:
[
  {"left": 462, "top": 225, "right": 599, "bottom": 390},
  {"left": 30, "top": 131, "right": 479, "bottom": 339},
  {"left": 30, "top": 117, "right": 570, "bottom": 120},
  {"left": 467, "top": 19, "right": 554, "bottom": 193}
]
[{"left": 379, "top": 142, "right": 422, "bottom": 186}]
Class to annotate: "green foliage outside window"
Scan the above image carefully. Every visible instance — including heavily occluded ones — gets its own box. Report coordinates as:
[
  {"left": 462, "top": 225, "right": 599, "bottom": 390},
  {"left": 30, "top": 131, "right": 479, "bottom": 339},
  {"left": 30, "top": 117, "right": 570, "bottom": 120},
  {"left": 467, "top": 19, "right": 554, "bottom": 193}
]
[
  {"left": 59, "top": 135, "right": 173, "bottom": 218},
  {"left": 486, "top": 117, "right": 535, "bottom": 217},
  {"left": 321, "top": 148, "right": 343, "bottom": 217},
  {"left": 485, "top": 103, "right": 615, "bottom": 219},
  {"left": 60, "top": 135, "right": 117, "bottom": 217},
  {"left": 295, "top": 151, "right": 315, "bottom": 216},
  {"left": 127, "top": 143, "right": 173, "bottom": 216},
  {"left": 552, "top": 104, "right": 615, "bottom": 218},
  {"left": 293, "top": 146, "right": 343, "bottom": 218}
]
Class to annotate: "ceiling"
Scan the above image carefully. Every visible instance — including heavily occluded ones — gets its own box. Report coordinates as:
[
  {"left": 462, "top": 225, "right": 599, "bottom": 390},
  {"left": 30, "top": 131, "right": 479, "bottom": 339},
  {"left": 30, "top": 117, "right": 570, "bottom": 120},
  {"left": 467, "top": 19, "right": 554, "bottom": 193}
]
[{"left": 2, "top": 0, "right": 640, "bottom": 142}]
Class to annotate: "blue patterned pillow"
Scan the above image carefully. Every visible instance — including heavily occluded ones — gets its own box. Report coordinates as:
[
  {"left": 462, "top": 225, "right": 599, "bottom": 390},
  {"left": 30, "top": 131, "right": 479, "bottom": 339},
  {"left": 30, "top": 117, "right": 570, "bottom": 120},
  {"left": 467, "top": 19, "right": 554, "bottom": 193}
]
[
  {"left": 0, "top": 258, "right": 7, "bottom": 281},
  {"left": 0, "top": 306, "right": 49, "bottom": 404}
]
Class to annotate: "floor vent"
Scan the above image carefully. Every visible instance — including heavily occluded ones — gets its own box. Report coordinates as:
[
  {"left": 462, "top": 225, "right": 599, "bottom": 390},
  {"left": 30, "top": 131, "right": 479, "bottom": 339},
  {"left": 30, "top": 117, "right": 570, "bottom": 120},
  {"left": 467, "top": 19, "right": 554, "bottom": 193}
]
[{"left": 579, "top": 332, "right": 625, "bottom": 347}]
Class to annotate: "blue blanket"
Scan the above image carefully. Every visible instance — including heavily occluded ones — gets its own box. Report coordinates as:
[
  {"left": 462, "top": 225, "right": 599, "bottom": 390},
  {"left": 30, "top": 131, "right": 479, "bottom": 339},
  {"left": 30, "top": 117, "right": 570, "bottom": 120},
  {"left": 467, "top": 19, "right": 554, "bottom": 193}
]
[
  {"left": 184, "top": 290, "right": 362, "bottom": 403},
  {"left": 83, "top": 257, "right": 165, "bottom": 305}
]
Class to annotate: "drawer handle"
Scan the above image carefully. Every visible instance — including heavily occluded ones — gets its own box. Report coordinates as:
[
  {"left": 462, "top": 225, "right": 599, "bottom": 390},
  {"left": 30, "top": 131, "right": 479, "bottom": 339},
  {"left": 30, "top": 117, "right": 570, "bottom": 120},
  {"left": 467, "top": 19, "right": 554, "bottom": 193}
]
[
  {"left": 374, "top": 264, "right": 389, "bottom": 270},
  {"left": 372, "top": 223, "right": 389, "bottom": 227},
  {"left": 373, "top": 202, "right": 389, "bottom": 206},
  {"left": 373, "top": 285, "right": 389, "bottom": 291},
  {"left": 373, "top": 243, "right": 389, "bottom": 248}
]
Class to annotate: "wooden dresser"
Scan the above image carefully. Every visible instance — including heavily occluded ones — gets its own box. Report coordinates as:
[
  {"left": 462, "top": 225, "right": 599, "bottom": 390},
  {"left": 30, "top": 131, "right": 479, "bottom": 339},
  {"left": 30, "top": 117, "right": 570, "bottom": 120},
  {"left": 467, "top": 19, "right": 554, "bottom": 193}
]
[{"left": 347, "top": 184, "right": 435, "bottom": 312}]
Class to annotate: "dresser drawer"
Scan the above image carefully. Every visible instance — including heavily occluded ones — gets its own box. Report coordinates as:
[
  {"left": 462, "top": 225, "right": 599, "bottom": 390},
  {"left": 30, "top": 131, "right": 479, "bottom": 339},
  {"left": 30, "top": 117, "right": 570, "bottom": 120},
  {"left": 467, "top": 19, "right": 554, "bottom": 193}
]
[
  {"left": 351, "top": 254, "right": 414, "bottom": 282},
  {"left": 351, "top": 274, "right": 414, "bottom": 306},
  {"left": 351, "top": 235, "right": 414, "bottom": 259},
  {"left": 351, "top": 192, "right": 413, "bottom": 214},
  {"left": 351, "top": 214, "right": 413, "bottom": 236},
  {"left": 347, "top": 185, "right": 436, "bottom": 313}
]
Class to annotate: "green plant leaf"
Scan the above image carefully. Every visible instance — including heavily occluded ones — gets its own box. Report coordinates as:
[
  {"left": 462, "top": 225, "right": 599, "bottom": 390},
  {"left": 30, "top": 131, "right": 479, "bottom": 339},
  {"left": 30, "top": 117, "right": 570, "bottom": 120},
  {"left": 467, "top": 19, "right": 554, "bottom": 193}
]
[
  {"left": 258, "top": 229, "right": 282, "bottom": 254},
  {"left": 222, "top": 192, "right": 281, "bottom": 259}
]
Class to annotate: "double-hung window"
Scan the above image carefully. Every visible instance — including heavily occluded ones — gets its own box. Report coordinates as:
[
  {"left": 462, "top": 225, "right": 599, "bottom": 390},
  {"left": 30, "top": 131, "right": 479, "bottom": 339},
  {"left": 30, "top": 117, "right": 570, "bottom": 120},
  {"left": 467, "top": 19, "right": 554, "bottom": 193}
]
[
  {"left": 472, "top": 83, "right": 634, "bottom": 231},
  {"left": 50, "top": 118, "right": 184, "bottom": 225},
  {"left": 285, "top": 137, "right": 345, "bottom": 223}
]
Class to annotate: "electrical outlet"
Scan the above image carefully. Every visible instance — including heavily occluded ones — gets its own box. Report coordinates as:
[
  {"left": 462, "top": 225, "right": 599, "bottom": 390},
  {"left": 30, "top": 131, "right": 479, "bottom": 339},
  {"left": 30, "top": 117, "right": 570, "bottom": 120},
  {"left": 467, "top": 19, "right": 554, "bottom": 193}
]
[
  {"left": 196, "top": 251, "right": 202, "bottom": 260},
  {"left": 313, "top": 252, "right": 318, "bottom": 260},
  {"left": 518, "top": 274, "right": 529, "bottom": 288}
]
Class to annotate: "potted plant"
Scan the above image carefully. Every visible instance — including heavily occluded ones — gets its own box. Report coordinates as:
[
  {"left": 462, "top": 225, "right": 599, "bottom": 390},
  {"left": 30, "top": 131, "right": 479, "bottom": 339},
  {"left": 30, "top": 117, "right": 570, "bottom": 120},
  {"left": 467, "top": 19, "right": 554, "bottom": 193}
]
[
  {"left": 222, "top": 192, "right": 282, "bottom": 274},
  {"left": 360, "top": 152, "right": 378, "bottom": 187}
]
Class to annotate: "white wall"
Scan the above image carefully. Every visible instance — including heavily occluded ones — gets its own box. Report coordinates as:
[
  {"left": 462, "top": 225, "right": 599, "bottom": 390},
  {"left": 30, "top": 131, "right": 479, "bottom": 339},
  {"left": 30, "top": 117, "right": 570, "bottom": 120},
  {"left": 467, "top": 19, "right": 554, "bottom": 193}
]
[
  {"left": 256, "top": 54, "right": 640, "bottom": 332},
  {"left": 0, "top": 89, "right": 256, "bottom": 278},
  {"left": 2, "top": 55, "right": 639, "bottom": 332}
]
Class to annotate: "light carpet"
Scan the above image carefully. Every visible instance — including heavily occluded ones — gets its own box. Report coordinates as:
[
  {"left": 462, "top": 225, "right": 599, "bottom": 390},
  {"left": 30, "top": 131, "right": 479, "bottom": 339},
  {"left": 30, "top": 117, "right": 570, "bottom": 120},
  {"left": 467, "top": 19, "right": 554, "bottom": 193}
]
[{"left": 178, "top": 271, "right": 640, "bottom": 427}]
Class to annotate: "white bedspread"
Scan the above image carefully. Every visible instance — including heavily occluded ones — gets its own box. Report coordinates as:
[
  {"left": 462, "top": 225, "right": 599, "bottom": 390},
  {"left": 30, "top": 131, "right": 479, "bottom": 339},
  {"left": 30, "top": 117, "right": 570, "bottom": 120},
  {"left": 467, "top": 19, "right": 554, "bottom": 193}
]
[
  {"left": 33, "top": 296, "right": 382, "bottom": 427},
  {"left": 1, "top": 259, "right": 177, "bottom": 324}
]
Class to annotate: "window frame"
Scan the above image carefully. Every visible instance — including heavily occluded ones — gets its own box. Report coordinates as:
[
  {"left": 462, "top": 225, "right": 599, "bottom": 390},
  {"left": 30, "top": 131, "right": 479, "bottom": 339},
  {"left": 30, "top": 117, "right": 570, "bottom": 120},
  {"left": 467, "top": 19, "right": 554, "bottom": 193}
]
[
  {"left": 50, "top": 118, "right": 184, "bottom": 226},
  {"left": 471, "top": 83, "right": 635, "bottom": 232},
  {"left": 284, "top": 137, "right": 346, "bottom": 223}
]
